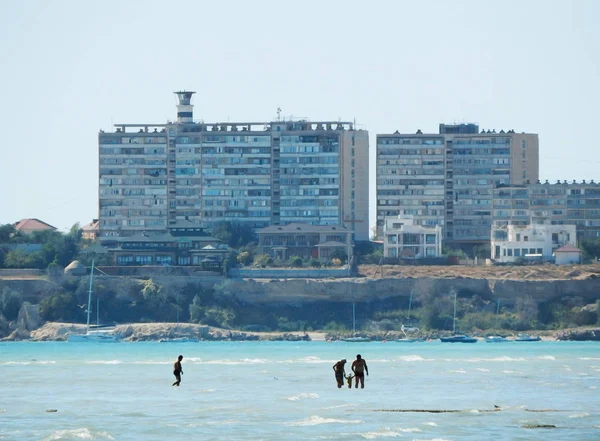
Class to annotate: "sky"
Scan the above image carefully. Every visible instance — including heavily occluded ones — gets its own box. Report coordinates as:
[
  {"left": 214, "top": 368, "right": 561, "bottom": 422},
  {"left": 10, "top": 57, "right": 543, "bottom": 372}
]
[{"left": 1, "top": 0, "right": 599, "bottom": 232}]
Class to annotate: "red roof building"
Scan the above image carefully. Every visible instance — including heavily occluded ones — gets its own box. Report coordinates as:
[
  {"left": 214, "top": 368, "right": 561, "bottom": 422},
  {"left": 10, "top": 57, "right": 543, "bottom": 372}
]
[{"left": 14, "top": 218, "right": 57, "bottom": 234}]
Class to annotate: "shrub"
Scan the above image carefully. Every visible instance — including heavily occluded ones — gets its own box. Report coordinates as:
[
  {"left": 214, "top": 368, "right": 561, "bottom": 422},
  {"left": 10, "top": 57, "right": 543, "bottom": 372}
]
[
  {"left": 237, "top": 251, "right": 253, "bottom": 266},
  {"left": 331, "top": 258, "right": 342, "bottom": 266},
  {"left": 289, "top": 256, "right": 303, "bottom": 267},
  {"left": 254, "top": 254, "right": 273, "bottom": 268},
  {"left": 0, "top": 288, "right": 23, "bottom": 321}
]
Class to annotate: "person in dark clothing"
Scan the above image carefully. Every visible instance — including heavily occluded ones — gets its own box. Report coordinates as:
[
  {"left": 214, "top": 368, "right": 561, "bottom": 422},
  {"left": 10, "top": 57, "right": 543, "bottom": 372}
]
[
  {"left": 172, "top": 355, "right": 183, "bottom": 386},
  {"left": 332, "top": 359, "right": 347, "bottom": 388}
]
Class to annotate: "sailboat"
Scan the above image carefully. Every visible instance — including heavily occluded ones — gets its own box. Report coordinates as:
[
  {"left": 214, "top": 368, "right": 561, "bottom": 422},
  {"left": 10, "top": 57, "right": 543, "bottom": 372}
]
[
  {"left": 485, "top": 299, "right": 509, "bottom": 343},
  {"left": 342, "top": 303, "right": 371, "bottom": 342},
  {"left": 440, "top": 290, "right": 477, "bottom": 343},
  {"left": 68, "top": 261, "right": 120, "bottom": 343},
  {"left": 394, "top": 291, "right": 420, "bottom": 342}
]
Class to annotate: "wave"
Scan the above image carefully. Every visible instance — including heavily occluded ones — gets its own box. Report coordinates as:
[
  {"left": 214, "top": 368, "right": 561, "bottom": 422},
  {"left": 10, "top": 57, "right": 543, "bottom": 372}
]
[
  {"left": 423, "top": 422, "right": 438, "bottom": 427},
  {"left": 321, "top": 403, "right": 358, "bottom": 410},
  {"left": 85, "top": 360, "right": 122, "bottom": 365},
  {"left": 202, "top": 358, "right": 267, "bottom": 365},
  {"left": 361, "top": 427, "right": 421, "bottom": 439},
  {"left": 287, "top": 415, "right": 362, "bottom": 426},
  {"left": 1, "top": 360, "right": 56, "bottom": 365},
  {"left": 579, "top": 357, "right": 600, "bottom": 360},
  {"left": 568, "top": 412, "right": 590, "bottom": 418},
  {"left": 40, "top": 428, "right": 114, "bottom": 440},
  {"left": 475, "top": 368, "right": 490, "bottom": 372},
  {"left": 444, "top": 356, "right": 527, "bottom": 363},
  {"left": 287, "top": 392, "right": 319, "bottom": 401},
  {"left": 449, "top": 369, "right": 467, "bottom": 374},
  {"left": 537, "top": 355, "right": 556, "bottom": 360}
]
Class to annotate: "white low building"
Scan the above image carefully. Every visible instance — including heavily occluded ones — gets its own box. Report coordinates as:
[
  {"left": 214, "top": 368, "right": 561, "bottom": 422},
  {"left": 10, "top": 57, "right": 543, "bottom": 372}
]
[
  {"left": 490, "top": 224, "right": 576, "bottom": 263},
  {"left": 383, "top": 215, "right": 443, "bottom": 260},
  {"left": 553, "top": 244, "right": 582, "bottom": 265}
]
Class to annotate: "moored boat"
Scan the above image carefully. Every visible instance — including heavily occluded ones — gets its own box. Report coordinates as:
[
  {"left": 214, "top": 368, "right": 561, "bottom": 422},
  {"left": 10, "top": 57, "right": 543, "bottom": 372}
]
[{"left": 514, "top": 333, "right": 541, "bottom": 342}]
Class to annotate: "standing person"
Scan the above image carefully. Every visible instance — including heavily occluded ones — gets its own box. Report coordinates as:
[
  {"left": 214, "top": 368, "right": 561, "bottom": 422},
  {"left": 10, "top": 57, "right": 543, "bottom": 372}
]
[
  {"left": 172, "top": 355, "right": 183, "bottom": 386},
  {"left": 332, "top": 359, "right": 347, "bottom": 388},
  {"left": 351, "top": 354, "right": 369, "bottom": 389}
]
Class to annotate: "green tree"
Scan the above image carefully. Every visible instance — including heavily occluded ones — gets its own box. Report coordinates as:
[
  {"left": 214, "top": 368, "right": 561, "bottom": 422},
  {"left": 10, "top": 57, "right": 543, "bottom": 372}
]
[
  {"left": 237, "top": 251, "right": 253, "bottom": 266},
  {"left": 254, "top": 254, "right": 273, "bottom": 268},
  {"left": 0, "top": 287, "right": 23, "bottom": 320},
  {"left": 39, "top": 292, "right": 80, "bottom": 322},
  {"left": 0, "top": 224, "right": 16, "bottom": 243},
  {"left": 211, "top": 222, "right": 256, "bottom": 248},
  {"left": 329, "top": 248, "right": 348, "bottom": 263},
  {"left": 3, "top": 250, "right": 28, "bottom": 268},
  {"left": 289, "top": 256, "right": 303, "bottom": 267}
]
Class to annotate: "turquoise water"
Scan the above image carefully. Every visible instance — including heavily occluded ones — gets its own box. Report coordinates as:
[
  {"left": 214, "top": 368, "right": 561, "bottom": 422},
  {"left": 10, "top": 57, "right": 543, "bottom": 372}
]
[{"left": 1, "top": 341, "right": 599, "bottom": 440}]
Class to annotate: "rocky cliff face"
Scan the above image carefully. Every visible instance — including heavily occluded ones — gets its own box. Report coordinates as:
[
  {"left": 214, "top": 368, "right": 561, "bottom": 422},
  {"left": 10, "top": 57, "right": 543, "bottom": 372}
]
[{"left": 225, "top": 276, "right": 600, "bottom": 306}]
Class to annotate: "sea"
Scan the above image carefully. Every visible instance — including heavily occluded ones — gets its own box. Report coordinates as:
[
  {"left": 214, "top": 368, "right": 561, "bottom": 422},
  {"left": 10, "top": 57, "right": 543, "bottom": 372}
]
[{"left": 1, "top": 341, "right": 599, "bottom": 441}]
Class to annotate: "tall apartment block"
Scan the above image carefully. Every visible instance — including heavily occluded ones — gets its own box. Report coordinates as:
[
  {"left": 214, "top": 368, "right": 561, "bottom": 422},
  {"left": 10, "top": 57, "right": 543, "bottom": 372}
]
[
  {"left": 492, "top": 180, "right": 600, "bottom": 241},
  {"left": 376, "top": 123, "right": 539, "bottom": 250},
  {"left": 98, "top": 92, "right": 370, "bottom": 242}
]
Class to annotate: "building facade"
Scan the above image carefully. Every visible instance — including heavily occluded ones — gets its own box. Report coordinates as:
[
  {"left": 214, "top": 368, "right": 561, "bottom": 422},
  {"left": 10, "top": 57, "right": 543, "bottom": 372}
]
[
  {"left": 490, "top": 223, "right": 576, "bottom": 263},
  {"left": 258, "top": 223, "right": 352, "bottom": 260},
  {"left": 492, "top": 181, "right": 600, "bottom": 241},
  {"left": 98, "top": 92, "right": 369, "bottom": 243},
  {"left": 382, "top": 215, "right": 443, "bottom": 260},
  {"left": 107, "top": 224, "right": 228, "bottom": 267},
  {"left": 376, "top": 123, "right": 539, "bottom": 250}
]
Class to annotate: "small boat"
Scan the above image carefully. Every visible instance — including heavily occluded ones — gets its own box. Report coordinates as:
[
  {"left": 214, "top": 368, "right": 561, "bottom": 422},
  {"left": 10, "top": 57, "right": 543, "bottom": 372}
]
[
  {"left": 68, "top": 261, "right": 120, "bottom": 343},
  {"left": 342, "top": 303, "right": 372, "bottom": 342},
  {"left": 485, "top": 335, "right": 509, "bottom": 343},
  {"left": 440, "top": 334, "right": 478, "bottom": 343},
  {"left": 440, "top": 291, "right": 477, "bottom": 343},
  {"left": 159, "top": 337, "right": 199, "bottom": 343},
  {"left": 514, "top": 333, "right": 541, "bottom": 342}
]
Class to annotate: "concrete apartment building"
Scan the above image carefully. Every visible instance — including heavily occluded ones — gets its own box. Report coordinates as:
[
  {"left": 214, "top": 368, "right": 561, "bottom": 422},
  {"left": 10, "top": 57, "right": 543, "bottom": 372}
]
[
  {"left": 98, "top": 92, "right": 369, "bottom": 244},
  {"left": 382, "top": 215, "right": 443, "bottom": 260},
  {"left": 376, "top": 123, "right": 539, "bottom": 251},
  {"left": 492, "top": 180, "right": 600, "bottom": 241}
]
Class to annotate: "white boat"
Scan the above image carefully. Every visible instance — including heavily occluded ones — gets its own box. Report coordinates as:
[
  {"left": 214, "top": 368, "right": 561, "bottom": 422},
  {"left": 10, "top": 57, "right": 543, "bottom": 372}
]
[
  {"left": 159, "top": 337, "right": 199, "bottom": 343},
  {"left": 393, "top": 292, "right": 420, "bottom": 342},
  {"left": 514, "top": 333, "right": 541, "bottom": 342},
  {"left": 440, "top": 290, "right": 477, "bottom": 343},
  {"left": 68, "top": 261, "right": 119, "bottom": 343},
  {"left": 342, "top": 303, "right": 371, "bottom": 342},
  {"left": 485, "top": 335, "right": 509, "bottom": 343}
]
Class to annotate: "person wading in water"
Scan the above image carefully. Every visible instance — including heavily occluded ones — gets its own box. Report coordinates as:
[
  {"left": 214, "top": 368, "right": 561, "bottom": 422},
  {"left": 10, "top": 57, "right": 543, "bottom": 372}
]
[
  {"left": 351, "top": 354, "right": 369, "bottom": 389},
  {"left": 332, "top": 359, "right": 347, "bottom": 388},
  {"left": 172, "top": 355, "right": 183, "bottom": 386}
]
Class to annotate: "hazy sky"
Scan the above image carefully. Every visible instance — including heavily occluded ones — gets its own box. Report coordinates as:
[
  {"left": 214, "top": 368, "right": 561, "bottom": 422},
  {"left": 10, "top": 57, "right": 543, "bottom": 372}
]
[{"left": 1, "top": 0, "right": 599, "bottom": 231}]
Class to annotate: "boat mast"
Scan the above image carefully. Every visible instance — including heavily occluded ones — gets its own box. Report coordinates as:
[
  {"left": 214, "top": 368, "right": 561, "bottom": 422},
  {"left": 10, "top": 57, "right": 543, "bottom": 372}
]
[
  {"left": 352, "top": 302, "right": 356, "bottom": 337},
  {"left": 86, "top": 260, "right": 95, "bottom": 333},
  {"left": 452, "top": 290, "right": 457, "bottom": 334}
]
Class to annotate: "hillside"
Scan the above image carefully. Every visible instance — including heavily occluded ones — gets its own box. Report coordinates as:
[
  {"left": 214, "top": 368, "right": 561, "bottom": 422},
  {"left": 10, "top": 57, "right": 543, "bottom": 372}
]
[{"left": 359, "top": 263, "right": 600, "bottom": 281}]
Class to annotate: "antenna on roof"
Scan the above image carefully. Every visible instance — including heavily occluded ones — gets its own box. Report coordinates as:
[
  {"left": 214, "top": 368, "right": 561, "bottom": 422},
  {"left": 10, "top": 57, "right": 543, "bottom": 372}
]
[{"left": 276, "top": 107, "right": 282, "bottom": 121}]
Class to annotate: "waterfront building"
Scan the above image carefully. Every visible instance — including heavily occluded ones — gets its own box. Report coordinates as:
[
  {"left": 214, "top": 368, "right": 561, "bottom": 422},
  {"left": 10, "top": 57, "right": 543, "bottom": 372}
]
[
  {"left": 376, "top": 123, "right": 539, "bottom": 251},
  {"left": 107, "top": 223, "right": 227, "bottom": 267},
  {"left": 98, "top": 92, "right": 369, "bottom": 244},
  {"left": 382, "top": 215, "right": 443, "bottom": 260},
  {"left": 14, "top": 218, "right": 57, "bottom": 235},
  {"left": 81, "top": 219, "right": 99, "bottom": 241},
  {"left": 553, "top": 243, "right": 583, "bottom": 265},
  {"left": 490, "top": 223, "right": 576, "bottom": 263},
  {"left": 257, "top": 223, "right": 352, "bottom": 260},
  {"left": 492, "top": 181, "right": 600, "bottom": 241}
]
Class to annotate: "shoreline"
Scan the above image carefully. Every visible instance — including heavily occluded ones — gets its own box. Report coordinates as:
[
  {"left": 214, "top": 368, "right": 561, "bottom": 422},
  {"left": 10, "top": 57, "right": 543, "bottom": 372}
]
[{"left": 5, "top": 321, "right": 598, "bottom": 342}]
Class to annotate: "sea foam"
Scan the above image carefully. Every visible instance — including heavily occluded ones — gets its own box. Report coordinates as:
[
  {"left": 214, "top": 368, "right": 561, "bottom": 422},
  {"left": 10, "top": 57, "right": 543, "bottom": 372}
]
[{"left": 287, "top": 415, "right": 362, "bottom": 426}]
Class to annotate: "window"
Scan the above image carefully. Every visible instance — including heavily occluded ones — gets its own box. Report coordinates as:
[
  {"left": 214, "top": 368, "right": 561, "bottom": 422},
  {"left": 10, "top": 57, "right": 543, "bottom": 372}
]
[{"left": 514, "top": 249, "right": 521, "bottom": 257}]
